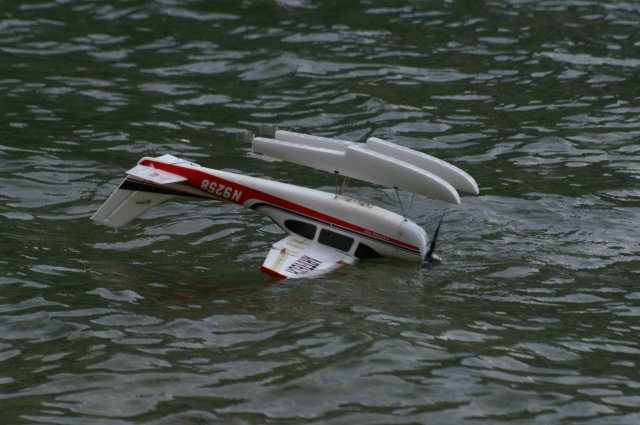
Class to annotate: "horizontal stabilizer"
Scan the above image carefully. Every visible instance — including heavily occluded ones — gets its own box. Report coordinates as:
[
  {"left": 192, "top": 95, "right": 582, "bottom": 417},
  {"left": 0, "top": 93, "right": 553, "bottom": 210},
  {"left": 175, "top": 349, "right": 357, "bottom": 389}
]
[
  {"left": 260, "top": 235, "right": 355, "bottom": 279},
  {"left": 92, "top": 156, "right": 199, "bottom": 229},
  {"left": 126, "top": 164, "right": 187, "bottom": 185}
]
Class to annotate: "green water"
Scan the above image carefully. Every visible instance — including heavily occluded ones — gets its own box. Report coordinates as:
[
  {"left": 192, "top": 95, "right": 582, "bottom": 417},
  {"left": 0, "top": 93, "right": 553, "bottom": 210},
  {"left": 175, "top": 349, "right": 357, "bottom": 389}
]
[{"left": 1, "top": 1, "right": 639, "bottom": 424}]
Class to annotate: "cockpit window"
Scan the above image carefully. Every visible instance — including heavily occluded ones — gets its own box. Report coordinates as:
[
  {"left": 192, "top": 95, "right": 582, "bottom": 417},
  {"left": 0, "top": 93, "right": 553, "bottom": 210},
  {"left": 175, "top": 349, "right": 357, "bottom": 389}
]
[
  {"left": 355, "top": 243, "right": 381, "bottom": 259},
  {"left": 284, "top": 220, "right": 316, "bottom": 240},
  {"left": 318, "top": 229, "right": 354, "bottom": 252}
]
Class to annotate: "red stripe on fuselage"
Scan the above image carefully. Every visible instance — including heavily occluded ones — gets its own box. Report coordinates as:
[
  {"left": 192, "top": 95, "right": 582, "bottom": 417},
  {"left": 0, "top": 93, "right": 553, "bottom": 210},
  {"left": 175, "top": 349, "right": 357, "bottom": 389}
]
[{"left": 140, "top": 159, "right": 421, "bottom": 254}]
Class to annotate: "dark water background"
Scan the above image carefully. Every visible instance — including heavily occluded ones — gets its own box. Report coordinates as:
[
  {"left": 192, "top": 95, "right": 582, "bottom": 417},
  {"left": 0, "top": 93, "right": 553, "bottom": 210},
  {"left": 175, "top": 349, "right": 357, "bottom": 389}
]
[{"left": 1, "top": 1, "right": 640, "bottom": 423}]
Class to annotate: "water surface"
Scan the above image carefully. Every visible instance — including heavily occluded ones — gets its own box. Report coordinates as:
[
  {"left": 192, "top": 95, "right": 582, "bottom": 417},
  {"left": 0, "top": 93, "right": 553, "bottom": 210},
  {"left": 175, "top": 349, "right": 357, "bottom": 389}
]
[{"left": 1, "top": 1, "right": 640, "bottom": 424}]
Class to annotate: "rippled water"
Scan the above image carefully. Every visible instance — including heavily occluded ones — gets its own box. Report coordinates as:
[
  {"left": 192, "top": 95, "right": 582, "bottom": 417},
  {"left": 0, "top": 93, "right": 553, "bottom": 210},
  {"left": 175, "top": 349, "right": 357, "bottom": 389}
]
[{"left": 1, "top": 1, "right": 640, "bottom": 423}]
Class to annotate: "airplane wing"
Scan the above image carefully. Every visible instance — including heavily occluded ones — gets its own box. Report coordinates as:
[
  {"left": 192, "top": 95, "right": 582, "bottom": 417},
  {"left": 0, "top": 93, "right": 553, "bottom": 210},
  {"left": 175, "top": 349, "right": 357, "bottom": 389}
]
[{"left": 260, "top": 235, "right": 356, "bottom": 279}]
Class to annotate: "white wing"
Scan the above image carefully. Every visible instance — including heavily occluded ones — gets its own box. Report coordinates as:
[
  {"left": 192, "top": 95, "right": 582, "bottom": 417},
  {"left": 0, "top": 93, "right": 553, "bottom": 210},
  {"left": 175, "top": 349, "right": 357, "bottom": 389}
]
[{"left": 260, "top": 235, "right": 355, "bottom": 279}]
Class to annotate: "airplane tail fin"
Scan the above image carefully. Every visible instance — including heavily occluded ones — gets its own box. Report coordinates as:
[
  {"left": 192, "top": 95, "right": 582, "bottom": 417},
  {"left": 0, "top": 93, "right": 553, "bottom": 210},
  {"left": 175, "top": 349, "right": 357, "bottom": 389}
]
[
  {"left": 91, "top": 179, "right": 177, "bottom": 228},
  {"left": 91, "top": 158, "right": 191, "bottom": 228}
]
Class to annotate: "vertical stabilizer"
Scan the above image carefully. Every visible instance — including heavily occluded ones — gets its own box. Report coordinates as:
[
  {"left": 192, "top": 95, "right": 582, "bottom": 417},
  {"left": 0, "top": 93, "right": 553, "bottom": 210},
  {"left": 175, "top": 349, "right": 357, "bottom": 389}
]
[{"left": 91, "top": 180, "right": 176, "bottom": 228}]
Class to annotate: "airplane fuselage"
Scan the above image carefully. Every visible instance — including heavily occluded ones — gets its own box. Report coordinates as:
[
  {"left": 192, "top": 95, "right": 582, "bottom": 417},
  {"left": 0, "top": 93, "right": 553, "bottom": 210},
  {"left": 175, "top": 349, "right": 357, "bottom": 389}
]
[{"left": 132, "top": 156, "right": 428, "bottom": 263}]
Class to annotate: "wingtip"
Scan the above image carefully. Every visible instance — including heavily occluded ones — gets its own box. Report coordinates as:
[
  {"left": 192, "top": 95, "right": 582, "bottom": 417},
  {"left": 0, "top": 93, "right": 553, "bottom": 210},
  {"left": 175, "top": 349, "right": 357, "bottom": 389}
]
[{"left": 260, "top": 265, "right": 287, "bottom": 279}]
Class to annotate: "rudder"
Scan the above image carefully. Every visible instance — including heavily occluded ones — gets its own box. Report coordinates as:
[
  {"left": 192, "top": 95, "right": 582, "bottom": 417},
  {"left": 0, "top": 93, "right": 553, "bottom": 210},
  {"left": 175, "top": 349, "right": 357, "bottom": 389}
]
[{"left": 91, "top": 179, "right": 176, "bottom": 228}]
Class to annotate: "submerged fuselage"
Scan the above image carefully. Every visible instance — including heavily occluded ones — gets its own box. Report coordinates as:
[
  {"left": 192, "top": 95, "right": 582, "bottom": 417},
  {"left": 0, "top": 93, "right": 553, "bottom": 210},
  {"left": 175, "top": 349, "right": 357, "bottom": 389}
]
[{"left": 92, "top": 154, "right": 428, "bottom": 266}]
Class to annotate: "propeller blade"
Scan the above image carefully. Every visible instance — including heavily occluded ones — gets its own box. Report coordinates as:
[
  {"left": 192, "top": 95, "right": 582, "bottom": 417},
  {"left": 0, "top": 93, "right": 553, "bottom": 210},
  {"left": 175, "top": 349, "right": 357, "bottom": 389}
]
[{"left": 423, "top": 212, "right": 445, "bottom": 267}]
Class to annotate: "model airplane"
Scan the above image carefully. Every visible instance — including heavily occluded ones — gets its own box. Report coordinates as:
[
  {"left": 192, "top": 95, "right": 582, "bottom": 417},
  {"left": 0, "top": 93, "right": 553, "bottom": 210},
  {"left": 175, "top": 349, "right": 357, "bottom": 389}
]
[{"left": 91, "top": 130, "right": 478, "bottom": 279}]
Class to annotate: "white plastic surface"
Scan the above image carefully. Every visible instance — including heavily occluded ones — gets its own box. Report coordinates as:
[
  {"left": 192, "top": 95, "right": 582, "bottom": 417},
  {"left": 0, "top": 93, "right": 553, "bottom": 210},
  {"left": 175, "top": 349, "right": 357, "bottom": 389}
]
[
  {"left": 252, "top": 132, "right": 467, "bottom": 204},
  {"left": 126, "top": 164, "right": 187, "bottom": 185},
  {"left": 261, "top": 235, "right": 355, "bottom": 279},
  {"left": 90, "top": 180, "right": 175, "bottom": 228},
  {"left": 365, "top": 137, "right": 479, "bottom": 195}
]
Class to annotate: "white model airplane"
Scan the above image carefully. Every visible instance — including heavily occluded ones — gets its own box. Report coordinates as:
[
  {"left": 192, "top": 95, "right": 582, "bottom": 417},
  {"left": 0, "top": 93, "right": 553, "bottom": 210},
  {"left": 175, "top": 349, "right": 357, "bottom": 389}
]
[{"left": 92, "top": 130, "right": 478, "bottom": 279}]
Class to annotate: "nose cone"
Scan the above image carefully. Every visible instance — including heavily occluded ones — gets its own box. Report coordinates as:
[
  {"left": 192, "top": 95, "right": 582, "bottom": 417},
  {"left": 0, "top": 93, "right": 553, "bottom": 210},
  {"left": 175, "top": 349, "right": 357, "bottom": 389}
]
[{"left": 398, "top": 219, "right": 429, "bottom": 261}]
